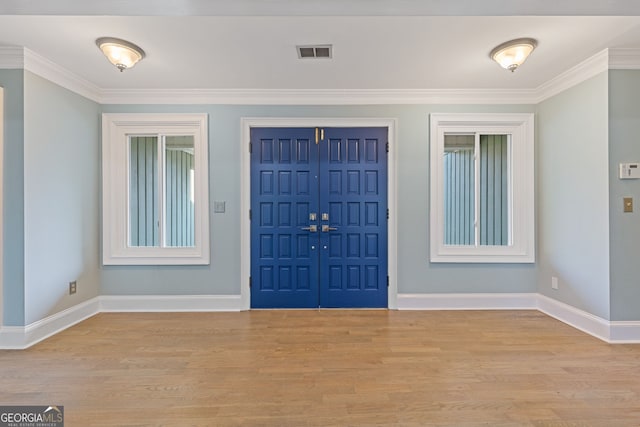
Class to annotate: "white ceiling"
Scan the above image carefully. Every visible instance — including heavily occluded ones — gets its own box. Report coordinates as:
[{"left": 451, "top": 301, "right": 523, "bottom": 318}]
[{"left": 1, "top": 0, "right": 640, "bottom": 92}]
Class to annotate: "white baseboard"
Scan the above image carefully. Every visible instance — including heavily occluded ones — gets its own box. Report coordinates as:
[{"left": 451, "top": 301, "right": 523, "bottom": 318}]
[
  {"left": 0, "top": 297, "right": 100, "bottom": 350},
  {"left": 2, "top": 293, "right": 639, "bottom": 349},
  {"left": 99, "top": 294, "right": 243, "bottom": 312},
  {"left": 397, "top": 293, "right": 538, "bottom": 310},
  {"left": 0, "top": 326, "right": 32, "bottom": 350},
  {"left": 609, "top": 321, "right": 640, "bottom": 343},
  {"left": 536, "top": 294, "right": 611, "bottom": 342},
  {"left": 0, "top": 294, "right": 243, "bottom": 349},
  {"left": 397, "top": 292, "right": 640, "bottom": 344}
]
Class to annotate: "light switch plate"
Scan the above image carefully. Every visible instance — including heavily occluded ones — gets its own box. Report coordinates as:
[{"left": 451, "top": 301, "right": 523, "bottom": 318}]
[
  {"left": 213, "top": 201, "right": 226, "bottom": 213},
  {"left": 624, "top": 197, "right": 633, "bottom": 213}
]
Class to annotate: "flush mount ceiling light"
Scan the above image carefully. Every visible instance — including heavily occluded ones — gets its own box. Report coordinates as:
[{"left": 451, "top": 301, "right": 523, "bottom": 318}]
[
  {"left": 96, "top": 37, "right": 145, "bottom": 72},
  {"left": 489, "top": 38, "right": 537, "bottom": 72}
]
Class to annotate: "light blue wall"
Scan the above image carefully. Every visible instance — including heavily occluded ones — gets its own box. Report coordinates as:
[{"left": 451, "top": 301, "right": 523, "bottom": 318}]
[
  {"left": 609, "top": 70, "right": 640, "bottom": 321},
  {"left": 0, "top": 70, "right": 25, "bottom": 326},
  {"left": 4, "top": 64, "right": 640, "bottom": 327},
  {"left": 23, "top": 72, "right": 100, "bottom": 325},
  {"left": 8, "top": 67, "right": 636, "bottom": 324},
  {"left": 537, "top": 72, "right": 610, "bottom": 319},
  {"left": 100, "top": 104, "right": 537, "bottom": 296}
]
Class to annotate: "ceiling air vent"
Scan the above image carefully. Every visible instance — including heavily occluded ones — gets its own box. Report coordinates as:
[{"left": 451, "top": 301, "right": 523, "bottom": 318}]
[{"left": 297, "top": 44, "right": 332, "bottom": 59}]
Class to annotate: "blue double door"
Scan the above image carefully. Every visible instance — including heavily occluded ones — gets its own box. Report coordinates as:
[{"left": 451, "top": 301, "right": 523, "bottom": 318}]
[{"left": 250, "top": 127, "right": 388, "bottom": 308}]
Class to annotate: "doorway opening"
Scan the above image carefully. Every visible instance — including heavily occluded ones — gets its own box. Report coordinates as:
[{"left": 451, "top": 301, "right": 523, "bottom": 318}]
[{"left": 240, "top": 118, "right": 397, "bottom": 310}]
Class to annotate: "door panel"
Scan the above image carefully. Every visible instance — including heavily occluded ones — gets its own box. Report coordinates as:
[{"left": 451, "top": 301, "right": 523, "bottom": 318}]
[
  {"left": 250, "top": 128, "right": 319, "bottom": 308},
  {"left": 319, "top": 128, "right": 388, "bottom": 308},
  {"left": 250, "top": 127, "right": 387, "bottom": 308}
]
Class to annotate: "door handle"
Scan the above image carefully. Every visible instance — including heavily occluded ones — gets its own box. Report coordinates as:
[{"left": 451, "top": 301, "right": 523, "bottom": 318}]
[
  {"left": 301, "top": 225, "right": 318, "bottom": 232},
  {"left": 322, "top": 225, "right": 338, "bottom": 232}
]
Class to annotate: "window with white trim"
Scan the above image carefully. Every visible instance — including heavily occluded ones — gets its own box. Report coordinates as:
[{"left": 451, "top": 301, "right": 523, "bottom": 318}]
[
  {"left": 430, "top": 113, "right": 534, "bottom": 263},
  {"left": 102, "top": 114, "right": 209, "bottom": 265}
]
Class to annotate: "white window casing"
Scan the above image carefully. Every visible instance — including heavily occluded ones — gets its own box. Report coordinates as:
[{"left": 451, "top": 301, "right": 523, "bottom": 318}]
[
  {"left": 102, "top": 113, "right": 209, "bottom": 265},
  {"left": 430, "top": 113, "right": 535, "bottom": 263}
]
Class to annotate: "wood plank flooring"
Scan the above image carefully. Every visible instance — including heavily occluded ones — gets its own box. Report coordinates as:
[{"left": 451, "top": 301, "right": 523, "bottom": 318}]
[{"left": 1, "top": 310, "right": 640, "bottom": 426}]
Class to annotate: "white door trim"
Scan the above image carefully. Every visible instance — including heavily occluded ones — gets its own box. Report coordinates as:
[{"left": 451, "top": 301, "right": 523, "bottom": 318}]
[
  {"left": 0, "top": 87, "right": 4, "bottom": 328},
  {"left": 240, "top": 117, "right": 398, "bottom": 310}
]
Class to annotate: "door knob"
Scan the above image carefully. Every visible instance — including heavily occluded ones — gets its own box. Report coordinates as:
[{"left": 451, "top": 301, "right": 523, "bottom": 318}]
[
  {"left": 301, "top": 225, "right": 318, "bottom": 232},
  {"left": 321, "top": 225, "right": 338, "bottom": 232}
]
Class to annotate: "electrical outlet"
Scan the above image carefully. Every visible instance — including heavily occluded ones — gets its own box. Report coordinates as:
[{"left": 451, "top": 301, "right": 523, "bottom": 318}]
[
  {"left": 69, "top": 281, "right": 77, "bottom": 295},
  {"left": 551, "top": 276, "right": 558, "bottom": 290}
]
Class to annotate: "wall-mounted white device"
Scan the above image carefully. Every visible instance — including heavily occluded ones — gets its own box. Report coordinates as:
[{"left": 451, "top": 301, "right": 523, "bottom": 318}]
[{"left": 619, "top": 163, "right": 640, "bottom": 179}]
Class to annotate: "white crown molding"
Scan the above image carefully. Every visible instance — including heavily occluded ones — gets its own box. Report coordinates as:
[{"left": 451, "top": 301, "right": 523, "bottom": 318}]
[
  {"left": 535, "top": 48, "right": 640, "bottom": 103},
  {"left": 2, "top": 47, "right": 640, "bottom": 106},
  {"left": 608, "top": 48, "right": 640, "bottom": 69},
  {"left": 535, "top": 49, "right": 610, "bottom": 103},
  {"left": 0, "top": 47, "right": 101, "bottom": 102},
  {"left": 23, "top": 48, "right": 101, "bottom": 102},
  {"left": 98, "top": 88, "right": 539, "bottom": 105},
  {"left": 0, "top": 46, "right": 25, "bottom": 68}
]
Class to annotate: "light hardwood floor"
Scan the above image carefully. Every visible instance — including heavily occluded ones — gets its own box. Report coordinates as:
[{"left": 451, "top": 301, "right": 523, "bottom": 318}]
[{"left": 1, "top": 310, "right": 640, "bottom": 426}]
